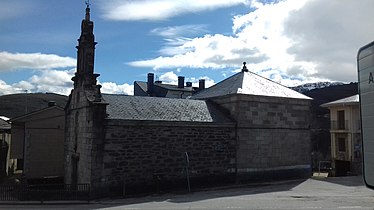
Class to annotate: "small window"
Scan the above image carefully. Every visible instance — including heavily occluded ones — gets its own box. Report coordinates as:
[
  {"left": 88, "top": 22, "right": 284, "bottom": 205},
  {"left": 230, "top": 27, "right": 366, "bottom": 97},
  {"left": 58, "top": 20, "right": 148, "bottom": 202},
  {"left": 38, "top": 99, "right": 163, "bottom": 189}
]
[
  {"left": 337, "top": 110, "right": 345, "bottom": 129},
  {"left": 338, "top": 138, "right": 346, "bottom": 152}
]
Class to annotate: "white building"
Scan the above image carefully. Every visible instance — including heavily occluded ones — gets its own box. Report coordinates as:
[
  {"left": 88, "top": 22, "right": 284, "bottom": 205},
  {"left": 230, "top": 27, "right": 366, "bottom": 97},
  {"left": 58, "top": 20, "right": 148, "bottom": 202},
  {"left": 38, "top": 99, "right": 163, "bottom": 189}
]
[{"left": 322, "top": 94, "right": 361, "bottom": 176}]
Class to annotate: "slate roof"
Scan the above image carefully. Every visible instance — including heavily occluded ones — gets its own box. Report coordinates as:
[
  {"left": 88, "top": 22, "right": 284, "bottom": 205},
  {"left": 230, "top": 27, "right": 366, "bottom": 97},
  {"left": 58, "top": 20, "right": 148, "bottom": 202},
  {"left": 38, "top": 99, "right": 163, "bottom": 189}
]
[
  {"left": 103, "top": 94, "right": 233, "bottom": 123},
  {"left": 11, "top": 106, "right": 64, "bottom": 122},
  {"left": 321, "top": 94, "right": 359, "bottom": 107},
  {"left": 191, "top": 71, "right": 311, "bottom": 100},
  {"left": 134, "top": 81, "right": 148, "bottom": 93}
]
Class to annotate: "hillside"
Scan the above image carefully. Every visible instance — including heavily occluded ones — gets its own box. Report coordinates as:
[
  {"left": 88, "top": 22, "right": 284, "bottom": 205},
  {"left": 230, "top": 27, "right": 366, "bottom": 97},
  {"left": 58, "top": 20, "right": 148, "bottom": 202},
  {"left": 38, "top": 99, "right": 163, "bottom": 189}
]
[
  {"left": 0, "top": 93, "right": 68, "bottom": 119},
  {"left": 290, "top": 81, "right": 344, "bottom": 93},
  {"left": 303, "top": 82, "right": 358, "bottom": 118}
]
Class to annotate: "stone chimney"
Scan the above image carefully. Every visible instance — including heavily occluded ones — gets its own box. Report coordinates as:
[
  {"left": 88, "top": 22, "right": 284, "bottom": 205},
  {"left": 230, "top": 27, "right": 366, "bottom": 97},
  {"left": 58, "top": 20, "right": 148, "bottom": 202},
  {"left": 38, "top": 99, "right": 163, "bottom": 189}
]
[
  {"left": 147, "top": 73, "right": 154, "bottom": 95},
  {"left": 199, "top": 79, "right": 205, "bottom": 91},
  {"left": 178, "top": 76, "right": 185, "bottom": 88}
]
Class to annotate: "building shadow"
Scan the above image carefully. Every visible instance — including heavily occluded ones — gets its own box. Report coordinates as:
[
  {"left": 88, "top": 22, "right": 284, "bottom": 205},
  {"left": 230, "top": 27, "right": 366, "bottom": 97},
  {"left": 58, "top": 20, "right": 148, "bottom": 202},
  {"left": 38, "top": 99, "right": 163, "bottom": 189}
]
[
  {"left": 312, "top": 175, "right": 364, "bottom": 187},
  {"left": 89, "top": 179, "right": 307, "bottom": 208}
]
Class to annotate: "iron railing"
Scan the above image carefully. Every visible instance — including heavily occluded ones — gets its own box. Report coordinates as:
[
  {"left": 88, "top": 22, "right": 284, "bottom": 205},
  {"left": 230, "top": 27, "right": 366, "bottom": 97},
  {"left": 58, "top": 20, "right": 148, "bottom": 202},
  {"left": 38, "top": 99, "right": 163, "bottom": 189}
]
[
  {"left": 331, "top": 120, "right": 361, "bottom": 132},
  {"left": 0, "top": 183, "right": 90, "bottom": 202},
  {"left": 331, "top": 120, "right": 349, "bottom": 130}
]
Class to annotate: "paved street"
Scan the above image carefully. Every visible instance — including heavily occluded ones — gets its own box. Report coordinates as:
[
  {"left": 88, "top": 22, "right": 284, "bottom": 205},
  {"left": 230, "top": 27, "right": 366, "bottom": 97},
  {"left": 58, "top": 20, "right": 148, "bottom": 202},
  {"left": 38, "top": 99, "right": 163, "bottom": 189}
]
[{"left": 1, "top": 176, "right": 374, "bottom": 210}]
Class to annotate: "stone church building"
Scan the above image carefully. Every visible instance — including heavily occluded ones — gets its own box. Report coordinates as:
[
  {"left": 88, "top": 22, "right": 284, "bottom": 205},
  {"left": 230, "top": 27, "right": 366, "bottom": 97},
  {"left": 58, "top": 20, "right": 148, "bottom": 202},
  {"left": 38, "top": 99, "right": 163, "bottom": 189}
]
[{"left": 65, "top": 5, "right": 312, "bottom": 196}]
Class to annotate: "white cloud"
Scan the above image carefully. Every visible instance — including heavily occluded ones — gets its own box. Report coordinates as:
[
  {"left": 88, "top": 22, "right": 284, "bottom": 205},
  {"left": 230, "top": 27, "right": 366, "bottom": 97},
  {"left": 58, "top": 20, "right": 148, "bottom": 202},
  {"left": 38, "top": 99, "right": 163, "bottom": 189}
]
[
  {"left": 159, "top": 71, "right": 179, "bottom": 83},
  {"left": 28, "top": 69, "right": 74, "bottom": 95},
  {"left": 128, "top": 0, "right": 374, "bottom": 85},
  {"left": 0, "top": 69, "right": 135, "bottom": 96},
  {"left": 129, "top": 33, "right": 268, "bottom": 70},
  {"left": 151, "top": 25, "right": 209, "bottom": 38},
  {"left": 0, "top": 80, "right": 20, "bottom": 95},
  {"left": 283, "top": 0, "right": 374, "bottom": 82},
  {"left": 151, "top": 25, "right": 210, "bottom": 56},
  {"left": 0, "top": 51, "right": 76, "bottom": 72},
  {"left": 0, "top": 50, "right": 135, "bottom": 95},
  {"left": 100, "top": 82, "right": 134, "bottom": 95},
  {"left": 99, "top": 0, "right": 250, "bottom": 21},
  {"left": 156, "top": 71, "right": 215, "bottom": 88},
  {"left": 0, "top": 69, "right": 74, "bottom": 96}
]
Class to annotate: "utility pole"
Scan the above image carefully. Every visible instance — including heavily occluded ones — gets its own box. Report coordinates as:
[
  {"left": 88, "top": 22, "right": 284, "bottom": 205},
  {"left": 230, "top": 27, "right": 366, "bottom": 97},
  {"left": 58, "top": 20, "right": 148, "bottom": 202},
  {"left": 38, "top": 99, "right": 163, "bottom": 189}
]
[{"left": 22, "top": 90, "right": 28, "bottom": 178}]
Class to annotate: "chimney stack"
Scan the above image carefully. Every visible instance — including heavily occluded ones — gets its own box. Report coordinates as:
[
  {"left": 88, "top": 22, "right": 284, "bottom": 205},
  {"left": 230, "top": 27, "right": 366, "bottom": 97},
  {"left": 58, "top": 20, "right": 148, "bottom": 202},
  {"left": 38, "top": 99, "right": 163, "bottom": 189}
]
[
  {"left": 199, "top": 79, "right": 205, "bottom": 91},
  {"left": 147, "top": 73, "right": 154, "bottom": 95},
  {"left": 178, "top": 76, "right": 185, "bottom": 88}
]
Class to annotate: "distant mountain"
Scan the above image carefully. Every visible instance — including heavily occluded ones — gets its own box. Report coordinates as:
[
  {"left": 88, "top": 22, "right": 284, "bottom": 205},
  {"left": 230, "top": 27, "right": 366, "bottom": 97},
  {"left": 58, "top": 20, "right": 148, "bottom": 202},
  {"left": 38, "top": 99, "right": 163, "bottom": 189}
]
[
  {"left": 303, "top": 82, "right": 358, "bottom": 115},
  {"left": 290, "top": 81, "right": 345, "bottom": 93},
  {"left": 0, "top": 93, "right": 68, "bottom": 119}
]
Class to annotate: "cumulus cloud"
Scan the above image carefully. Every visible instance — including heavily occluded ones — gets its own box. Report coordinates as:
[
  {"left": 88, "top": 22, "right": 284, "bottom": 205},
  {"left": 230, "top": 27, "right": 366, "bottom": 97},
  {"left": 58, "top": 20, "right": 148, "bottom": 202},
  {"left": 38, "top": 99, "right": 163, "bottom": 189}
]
[
  {"left": 127, "top": 0, "right": 301, "bottom": 83},
  {"left": 100, "top": 82, "right": 134, "bottom": 95},
  {"left": 0, "top": 51, "right": 76, "bottom": 72},
  {"left": 0, "top": 69, "right": 134, "bottom": 96},
  {"left": 0, "top": 80, "right": 19, "bottom": 95},
  {"left": 284, "top": 0, "right": 374, "bottom": 82},
  {"left": 156, "top": 71, "right": 215, "bottom": 88},
  {"left": 99, "top": 0, "right": 250, "bottom": 21},
  {"left": 159, "top": 71, "right": 179, "bottom": 83},
  {"left": 0, "top": 69, "right": 75, "bottom": 96},
  {"left": 129, "top": 33, "right": 268, "bottom": 70},
  {"left": 126, "top": 0, "right": 374, "bottom": 86}
]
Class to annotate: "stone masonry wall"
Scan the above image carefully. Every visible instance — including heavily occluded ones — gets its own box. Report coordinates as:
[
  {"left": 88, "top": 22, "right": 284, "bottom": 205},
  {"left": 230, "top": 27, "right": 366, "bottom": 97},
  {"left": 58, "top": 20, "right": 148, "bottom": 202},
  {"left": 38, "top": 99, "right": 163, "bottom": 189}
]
[
  {"left": 213, "top": 94, "right": 310, "bottom": 129},
  {"left": 212, "top": 94, "right": 312, "bottom": 180},
  {"left": 100, "top": 120, "right": 236, "bottom": 194},
  {"left": 65, "top": 88, "right": 107, "bottom": 185}
]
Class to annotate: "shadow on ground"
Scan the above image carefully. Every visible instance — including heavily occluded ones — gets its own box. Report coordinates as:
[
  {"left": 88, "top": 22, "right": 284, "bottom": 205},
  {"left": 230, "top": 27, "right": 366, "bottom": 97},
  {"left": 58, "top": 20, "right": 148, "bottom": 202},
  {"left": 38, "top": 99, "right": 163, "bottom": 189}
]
[
  {"left": 312, "top": 175, "right": 364, "bottom": 187},
  {"left": 91, "top": 179, "right": 307, "bottom": 208}
]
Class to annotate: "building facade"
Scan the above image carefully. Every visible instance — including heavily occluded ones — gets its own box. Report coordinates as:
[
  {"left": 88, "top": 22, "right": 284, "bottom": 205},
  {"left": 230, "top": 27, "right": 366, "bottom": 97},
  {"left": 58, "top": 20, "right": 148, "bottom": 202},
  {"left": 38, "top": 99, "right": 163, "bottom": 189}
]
[
  {"left": 322, "top": 94, "right": 361, "bottom": 176},
  {"left": 10, "top": 104, "right": 65, "bottom": 180},
  {"left": 65, "top": 5, "right": 312, "bottom": 196},
  {"left": 0, "top": 117, "right": 12, "bottom": 179}
]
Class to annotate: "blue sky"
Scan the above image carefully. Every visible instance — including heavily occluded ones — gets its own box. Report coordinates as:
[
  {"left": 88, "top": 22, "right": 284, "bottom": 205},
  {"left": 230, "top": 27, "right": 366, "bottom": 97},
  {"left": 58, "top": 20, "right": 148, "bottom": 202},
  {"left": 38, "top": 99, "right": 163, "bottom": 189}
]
[{"left": 1, "top": 0, "right": 374, "bottom": 95}]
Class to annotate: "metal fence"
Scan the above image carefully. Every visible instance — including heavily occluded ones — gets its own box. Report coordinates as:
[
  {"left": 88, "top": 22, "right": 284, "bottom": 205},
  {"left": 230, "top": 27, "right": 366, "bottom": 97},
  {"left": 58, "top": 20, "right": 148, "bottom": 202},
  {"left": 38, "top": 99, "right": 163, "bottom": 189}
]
[{"left": 0, "top": 184, "right": 90, "bottom": 202}]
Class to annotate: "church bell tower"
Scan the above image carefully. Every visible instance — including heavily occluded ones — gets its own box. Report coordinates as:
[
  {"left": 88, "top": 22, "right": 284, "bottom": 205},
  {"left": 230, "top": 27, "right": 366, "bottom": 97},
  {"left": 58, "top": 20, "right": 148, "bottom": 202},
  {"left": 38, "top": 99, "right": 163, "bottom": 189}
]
[
  {"left": 65, "top": 1, "right": 107, "bottom": 187},
  {"left": 72, "top": 2, "right": 100, "bottom": 89}
]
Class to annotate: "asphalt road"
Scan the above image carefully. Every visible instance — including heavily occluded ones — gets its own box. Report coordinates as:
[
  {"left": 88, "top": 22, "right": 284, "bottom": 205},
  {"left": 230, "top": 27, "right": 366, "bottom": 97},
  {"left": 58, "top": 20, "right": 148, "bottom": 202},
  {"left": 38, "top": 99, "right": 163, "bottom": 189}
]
[{"left": 1, "top": 176, "right": 374, "bottom": 210}]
